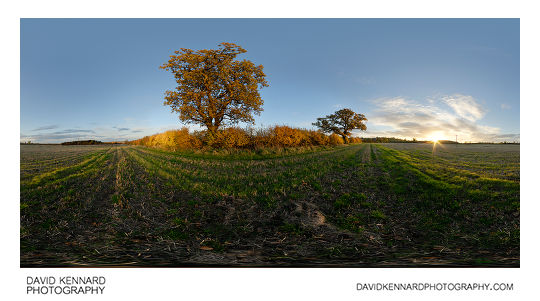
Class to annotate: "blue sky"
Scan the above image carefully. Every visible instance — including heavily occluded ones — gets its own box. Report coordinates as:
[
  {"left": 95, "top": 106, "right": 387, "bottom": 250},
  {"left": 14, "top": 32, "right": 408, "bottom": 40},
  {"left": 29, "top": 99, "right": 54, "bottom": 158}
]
[{"left": 20, "top": 18, "right": 520, "bottom": 143}]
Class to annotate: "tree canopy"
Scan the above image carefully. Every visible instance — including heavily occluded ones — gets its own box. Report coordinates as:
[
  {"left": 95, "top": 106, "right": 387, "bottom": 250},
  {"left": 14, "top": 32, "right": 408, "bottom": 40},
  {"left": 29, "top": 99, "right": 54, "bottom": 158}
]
[
  {"left": 313, "top": 108, "right": 367, "bottom": 142},
  {"left": 160, "top": 42, "right": 268, "bottom": 133}
]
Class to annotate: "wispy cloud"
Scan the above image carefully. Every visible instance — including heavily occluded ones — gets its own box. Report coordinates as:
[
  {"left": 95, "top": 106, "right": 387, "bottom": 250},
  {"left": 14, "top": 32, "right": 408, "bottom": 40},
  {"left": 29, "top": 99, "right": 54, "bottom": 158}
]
[
  {"left": 493, "top": 133, "right": 520, "bottom": 139},
  {"left": 21, "top": 133, "right": 103, "bottom": 142},
  {"left": 52, "top": 129, "right": 95, "bottom": 134},
  {"left": 21, "top": 124, "right": 191, "bottom": 143},
  {"left": 22, "top": 128, "right": 98, "bottom": 143},
  {"left": 501, "top": 103, "right": 511, "bottom": 110},
  {"left": 32, "top": 125, "right": 59, "bottom": 131},
  {"left": 360, "top": 95, "right": 518, "bottom": 142},
  {"left": 442, "top": 94, "right": 485, "bottom": 122}
]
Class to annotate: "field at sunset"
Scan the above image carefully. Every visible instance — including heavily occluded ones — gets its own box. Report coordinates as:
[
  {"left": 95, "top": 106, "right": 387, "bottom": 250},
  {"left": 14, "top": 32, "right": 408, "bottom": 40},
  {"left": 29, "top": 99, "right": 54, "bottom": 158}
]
[
  {"left": 20, "top": 143, "right": 519, "bottom": 266},
  {"left": 20, "top": 18, "right": 520, "bottom": 269}
]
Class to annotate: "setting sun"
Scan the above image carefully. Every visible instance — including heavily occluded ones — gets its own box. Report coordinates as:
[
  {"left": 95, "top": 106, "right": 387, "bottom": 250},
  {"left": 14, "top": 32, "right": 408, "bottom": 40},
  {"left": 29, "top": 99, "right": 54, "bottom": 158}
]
[{"left": 427, "top": 131, "right": 446, "bottom": 143}]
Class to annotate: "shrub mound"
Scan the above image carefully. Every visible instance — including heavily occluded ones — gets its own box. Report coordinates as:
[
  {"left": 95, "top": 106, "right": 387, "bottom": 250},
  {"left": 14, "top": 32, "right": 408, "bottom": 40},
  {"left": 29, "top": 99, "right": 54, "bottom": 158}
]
[{"left": 129, "top": 126, "right": 362, "bottom": 150}]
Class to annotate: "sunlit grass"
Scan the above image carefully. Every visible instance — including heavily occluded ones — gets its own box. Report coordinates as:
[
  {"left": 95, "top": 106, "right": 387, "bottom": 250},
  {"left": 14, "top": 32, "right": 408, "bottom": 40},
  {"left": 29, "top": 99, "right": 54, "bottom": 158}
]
[{"left": 20, "top": 143, "right": 520, "bottom": 266}]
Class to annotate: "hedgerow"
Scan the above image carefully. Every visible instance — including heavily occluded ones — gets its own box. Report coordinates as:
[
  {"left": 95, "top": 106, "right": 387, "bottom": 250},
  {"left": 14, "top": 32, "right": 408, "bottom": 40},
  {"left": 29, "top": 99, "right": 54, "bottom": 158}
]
[{"left": 128, "top": 126, "right": 362, "bottom": 150}]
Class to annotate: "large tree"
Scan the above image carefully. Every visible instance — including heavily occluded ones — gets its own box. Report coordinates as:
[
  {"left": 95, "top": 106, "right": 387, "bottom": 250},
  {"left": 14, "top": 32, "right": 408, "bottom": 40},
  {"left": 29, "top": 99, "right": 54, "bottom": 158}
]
[
  {"left": 313, "top": 108, "right": 367, "bottom": 143},
  {"left": 160, "top": 42, "right": 268, "bottom": 134}
]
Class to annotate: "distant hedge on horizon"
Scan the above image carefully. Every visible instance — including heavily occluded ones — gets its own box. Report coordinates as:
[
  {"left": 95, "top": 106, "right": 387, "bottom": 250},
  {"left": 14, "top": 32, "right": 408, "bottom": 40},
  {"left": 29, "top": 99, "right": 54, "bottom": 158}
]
[{"left": 61, "top": 140, "right": 103, "bottom": 145}]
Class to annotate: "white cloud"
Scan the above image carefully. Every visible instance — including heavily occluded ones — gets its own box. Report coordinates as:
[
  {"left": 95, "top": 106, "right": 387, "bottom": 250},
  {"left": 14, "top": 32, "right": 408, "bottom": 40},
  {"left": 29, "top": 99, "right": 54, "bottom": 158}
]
[
  {"left": 501, "top": 103, "right": 511, "bottom": 110},
  {"left": 357, "top": 95, "right": 519, "bottom": 142},
  {"left": 32, "top": 125, "right": 59, "bottom": 131},
  {"left": 20, "top": 124, "right": 198, "bottom": 143},
  {"left": 442, "top": 94, "right": 485, "bottom": 122}
]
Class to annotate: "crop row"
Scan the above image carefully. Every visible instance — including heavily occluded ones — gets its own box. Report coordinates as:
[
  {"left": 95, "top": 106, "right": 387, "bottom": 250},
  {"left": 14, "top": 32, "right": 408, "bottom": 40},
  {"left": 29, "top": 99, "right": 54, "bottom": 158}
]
[{"left": 20, "top": 143, "right": 520, "bottom": 266}]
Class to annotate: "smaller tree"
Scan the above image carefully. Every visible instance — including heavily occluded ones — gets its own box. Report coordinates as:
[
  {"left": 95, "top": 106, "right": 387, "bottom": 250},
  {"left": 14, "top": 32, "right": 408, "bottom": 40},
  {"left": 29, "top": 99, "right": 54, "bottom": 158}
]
[{"left": 313, "top": 108, "right": 367, "bottom": 143}]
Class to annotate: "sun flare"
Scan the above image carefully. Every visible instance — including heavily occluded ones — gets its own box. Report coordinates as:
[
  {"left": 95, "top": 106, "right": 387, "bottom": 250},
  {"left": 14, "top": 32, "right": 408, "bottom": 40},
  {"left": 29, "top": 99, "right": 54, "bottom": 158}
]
[{"left": 427, "top": 131, "right": 445, "bottom": 143}]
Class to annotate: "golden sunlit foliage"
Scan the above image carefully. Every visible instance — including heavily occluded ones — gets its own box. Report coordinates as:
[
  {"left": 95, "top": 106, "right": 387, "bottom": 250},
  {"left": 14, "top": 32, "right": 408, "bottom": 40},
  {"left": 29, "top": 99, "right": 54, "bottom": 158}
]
[
  {"left": 129, "top": 126, "right": 362, "bottom": 150},
  {"left": 161, "top": 42, "right": 268, "bottom": 134},
  {"left": 328, "top": 133, "right": 345, "bottom": 145},
  {"left": 313, "top": 108, "right": 367, "bottom": 143},
  {"left": 207, "top": 127, "right": 251, "bottom": 148},
  {"left": 129, "top": 128, "right": 201, "bottom": 151},
  {"left": 269, "top": 126, "right": 309, "bottom": 147}
]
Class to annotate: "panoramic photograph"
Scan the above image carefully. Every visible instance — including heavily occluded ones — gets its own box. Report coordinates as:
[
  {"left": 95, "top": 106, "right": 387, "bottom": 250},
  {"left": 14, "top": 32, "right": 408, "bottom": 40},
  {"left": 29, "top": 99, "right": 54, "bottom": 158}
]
[{"left": 20, "top": 18, "right": 519, "bottom": 267}]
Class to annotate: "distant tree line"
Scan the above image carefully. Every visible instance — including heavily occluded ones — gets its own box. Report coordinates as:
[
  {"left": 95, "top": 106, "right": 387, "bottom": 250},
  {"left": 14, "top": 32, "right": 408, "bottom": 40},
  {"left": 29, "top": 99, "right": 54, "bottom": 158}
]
[
  {"left": 61, "top": 140, "right": 103, "bottom": 145},
  {"left": 463, "top": 141, "right": 519, "bottom": 145}
]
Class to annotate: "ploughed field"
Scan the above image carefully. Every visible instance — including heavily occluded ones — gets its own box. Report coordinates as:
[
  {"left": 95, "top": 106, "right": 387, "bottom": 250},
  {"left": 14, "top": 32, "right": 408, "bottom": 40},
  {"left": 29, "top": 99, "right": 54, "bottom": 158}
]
[{"left": 20, "top": 143, "right": 519, "bottom": 266}]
